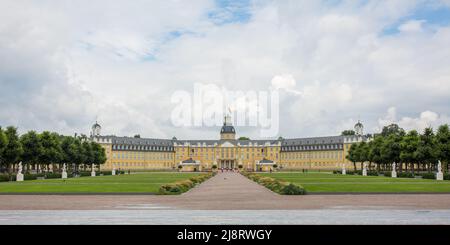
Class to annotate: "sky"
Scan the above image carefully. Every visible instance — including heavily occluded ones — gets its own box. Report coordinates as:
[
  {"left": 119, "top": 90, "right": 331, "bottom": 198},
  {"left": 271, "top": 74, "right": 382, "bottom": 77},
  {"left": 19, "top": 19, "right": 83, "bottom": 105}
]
[{"left": 1, "top": 0, "right": 450, "bottom": 140}]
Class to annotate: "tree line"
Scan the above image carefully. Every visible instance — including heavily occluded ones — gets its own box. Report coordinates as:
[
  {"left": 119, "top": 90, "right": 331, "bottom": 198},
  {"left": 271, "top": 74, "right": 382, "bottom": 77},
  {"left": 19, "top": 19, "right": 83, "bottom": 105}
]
[
  {"left": 346, "top": 124, "right": 450, "bottom": 174},
  {"left": 0, "top": 126, "right": 107, "bottom": 175}
]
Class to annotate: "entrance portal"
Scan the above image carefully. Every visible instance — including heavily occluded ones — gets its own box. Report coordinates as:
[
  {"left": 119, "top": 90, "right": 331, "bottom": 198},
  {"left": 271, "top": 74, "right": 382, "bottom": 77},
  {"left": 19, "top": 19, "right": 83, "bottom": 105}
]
[{"left": 220, "top": 160, "right": 235, "bottom": 169}]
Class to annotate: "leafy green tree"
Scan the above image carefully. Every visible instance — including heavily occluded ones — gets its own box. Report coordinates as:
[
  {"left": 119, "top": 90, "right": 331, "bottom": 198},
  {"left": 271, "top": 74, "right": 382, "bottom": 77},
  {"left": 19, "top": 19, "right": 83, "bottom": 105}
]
[
  {"left": 82, "top": 140, "right": 94, "bottom": 171},
  {"left": 436, "top": 124, "right": 450, "bottom": 173},
  {"left": 2, "top": 126, "right": 23, "bottom": 174},
  {"left": 60, "top": 136, "right": 76, "bottom": 173},
  {"left": 368, "top": 136, "right": 384, "bottom": 171},
  {"left": 20, "top": 131, "right": 43, "bottom": 173},
  {"left": 238, "top": 137, "right": 250, "bottom": 140},
  {"left": 341, "top": 130, "right": 355, "bottom": 136},
  {"left": 71, "top": 138, "right": 84, "bottom": 172},
  {"left": 357, "top": 141, "right": 370, "bottom": 170},
  {"left": 381, "top": 124, "right": 405, "bottom": 137},
  {"left": 0, "top": 127, "right": 7, "bottom": 171},
  {"left": 39, "top": 132, "right": 63, "bottom": 173},
  {"left": 91, "top": 142, "right": 107, "bottom": 171},
  {"left": 416, "top": 127, "right": 438, "bottom": 172},
  {"left": 346, "top": 143, "right": 359, "bottom": 171},
  {"left": 400, "top": 130, "right": 420, "bottom": 173},
  {"left": 380, "top": 134, "right": 402, "bottom": 171}
]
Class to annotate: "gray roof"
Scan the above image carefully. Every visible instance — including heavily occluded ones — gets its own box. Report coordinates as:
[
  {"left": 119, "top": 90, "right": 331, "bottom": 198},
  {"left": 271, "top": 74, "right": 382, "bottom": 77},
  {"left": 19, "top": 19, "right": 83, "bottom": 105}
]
[
  {"left": 259, "top": 158, "right": 274, "bottom": 163},
  {"left": 282, "top": 136, "right": 344, "bottom": 145},
  {"left": 174, "top": 139, "right": 281, "bottom": 146},
  {"left": 220, "top": 125, "right": 235, "bottom": 134},
  {"left": 182, "top": 158, "right": 196, "bottom": 163}
]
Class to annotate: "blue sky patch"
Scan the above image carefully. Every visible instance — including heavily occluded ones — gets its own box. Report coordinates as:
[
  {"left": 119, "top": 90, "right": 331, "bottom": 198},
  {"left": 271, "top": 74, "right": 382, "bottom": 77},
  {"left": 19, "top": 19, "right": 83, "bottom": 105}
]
[
  {"left": 381, "top": 3, "right": 450, "bottom": 36},
  {"left": 208, "top": 0, "right": 252, "bottom": 25}
]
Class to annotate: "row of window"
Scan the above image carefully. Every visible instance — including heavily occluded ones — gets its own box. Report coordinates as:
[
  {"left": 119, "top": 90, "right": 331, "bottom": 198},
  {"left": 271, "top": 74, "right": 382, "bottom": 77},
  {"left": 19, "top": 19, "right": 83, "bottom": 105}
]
[
  {"left": 112, "top": 152, "right": 173, "bottom": 160},
  {"left": 282, "top": 151, "right": 343, "bottom": 160},
  {"left": 112, "top": 144, "right": 173, "bottom": 151},
  {"left": 282, "top": 144, "right": 343, "bottom": 152},
  {"left": 112, "top": 162, "right": 172, "bottom": 167}
]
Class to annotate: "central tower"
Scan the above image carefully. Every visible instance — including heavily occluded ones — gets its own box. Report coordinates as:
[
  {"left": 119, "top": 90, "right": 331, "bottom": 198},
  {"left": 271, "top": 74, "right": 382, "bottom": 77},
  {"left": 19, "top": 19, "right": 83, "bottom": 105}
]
[{"left": 220, "top": 114, "right": 236, "bottom": 140}]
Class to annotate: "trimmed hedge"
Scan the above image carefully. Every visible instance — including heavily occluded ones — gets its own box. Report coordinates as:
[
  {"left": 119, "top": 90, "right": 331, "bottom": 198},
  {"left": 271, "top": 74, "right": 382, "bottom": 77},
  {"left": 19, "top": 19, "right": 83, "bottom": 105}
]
[
  {"left": 241, "top": 172, "right": 306, "bottom": 195},
  {"left": 158, "top": 173, "right": 215, "bottom": 195}
]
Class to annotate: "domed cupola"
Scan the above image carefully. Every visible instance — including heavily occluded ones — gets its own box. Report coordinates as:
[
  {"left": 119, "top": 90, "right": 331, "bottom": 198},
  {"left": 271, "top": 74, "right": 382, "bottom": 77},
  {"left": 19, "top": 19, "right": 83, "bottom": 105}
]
[
  {"left": 354, "top": 120, "right": 364, "bottom": 136},
  {"left": 220, "top": 114, "right": 236, "bottom": 140},
  {"left": 91, "top": 121, "right": 101, "bottom": 136}
]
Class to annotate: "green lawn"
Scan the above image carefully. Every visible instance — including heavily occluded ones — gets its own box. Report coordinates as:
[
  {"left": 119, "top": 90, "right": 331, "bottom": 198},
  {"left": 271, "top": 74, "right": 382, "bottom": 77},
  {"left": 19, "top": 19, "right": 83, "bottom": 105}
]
[
  {"left": 258, "top": 172, "right": 450, "bottom": 193},
  {"left": 0, "top": 172, "right": 201, "bottom": 193}
]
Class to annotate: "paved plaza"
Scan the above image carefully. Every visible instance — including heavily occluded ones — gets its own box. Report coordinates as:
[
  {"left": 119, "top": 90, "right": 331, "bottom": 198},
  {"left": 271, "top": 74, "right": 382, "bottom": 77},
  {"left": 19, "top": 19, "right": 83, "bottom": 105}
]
[{"left": 1, "top": 172, "right": 450, "bottom": 224}]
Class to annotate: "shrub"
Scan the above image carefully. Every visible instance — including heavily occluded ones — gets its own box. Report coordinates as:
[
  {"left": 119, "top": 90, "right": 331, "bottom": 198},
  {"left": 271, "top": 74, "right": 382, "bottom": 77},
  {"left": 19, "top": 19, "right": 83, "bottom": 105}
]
[
  {"left": 384, "top": 171, "right": 391, "bottom": 177},
  {"left": 444, "top": 174, "right": 450, "bottom": 180},
  {"left": 241, "top": 173, "right": 306, "bottom": 195},
  {"left": 45, "top": 173, "right": 62, "bottom": 179},
  {"left": 420, "top": 173, "right": 436, "bottom": 179},
  {"left": 282, "top": 183, "right": 306, "bottom": 195},
  {"left": 397, "top": 172, "right": 414, "bottom": 178},
  {"left": 158, "top": 173, "right": 215, "bottom": 195},
  {"left": 367, "top": 171, "right": 379, "bottom": 176},
  {"left": 0, "top": 174, "right": 15, "bottom": 182}
]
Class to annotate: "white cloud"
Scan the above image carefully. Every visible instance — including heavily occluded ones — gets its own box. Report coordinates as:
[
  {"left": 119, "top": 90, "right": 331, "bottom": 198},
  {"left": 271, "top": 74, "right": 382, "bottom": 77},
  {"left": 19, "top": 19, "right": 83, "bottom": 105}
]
[
  {"left": 398, "top": 20, "right": 426, "bottom": 33},
  {"left": 1, "top": 0, "right": 450, "bottom": 139},
  {"left": 376, "top": 107, "right": 448, "bottom": 133}
]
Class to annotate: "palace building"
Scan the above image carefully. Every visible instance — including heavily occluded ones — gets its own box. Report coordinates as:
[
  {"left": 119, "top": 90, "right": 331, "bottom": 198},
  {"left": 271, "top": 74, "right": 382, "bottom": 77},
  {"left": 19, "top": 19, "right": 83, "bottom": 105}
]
[{"left": 90, "top": 116, "right": 369, "bottom": 172}]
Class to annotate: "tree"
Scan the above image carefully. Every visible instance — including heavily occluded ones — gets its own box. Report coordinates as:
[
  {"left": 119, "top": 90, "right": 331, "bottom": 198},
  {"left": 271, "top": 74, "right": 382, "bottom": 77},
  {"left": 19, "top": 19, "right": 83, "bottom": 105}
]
[
  {"left": 2, "top": 126, "right": 23, "bottom": 174},
  {"left": 91, "top": 142, "right": 107, "bottom": 172},
  {"left": 436, "top": 124, "right": 450, "bottom": 173},
  {"left": 341, "top": 130, "right": 355, "bottom": 136},
  {"left": 368, "top": 136, "right": 384, "bottom": 171},
  {"left": 358, "top": 141, "right": 370, "bottom": 170},
  {"left": 82, "top": 141, "right": 94, "bottom": 171},
  {"left": 60, "top": 136, "right": 77, "bottom": 173},
  {"left": 381, "top": 124, "right": 405, "bottom": 137},
  {"left": 380, "top": 134, "right": 402, "bottom": 171},
  {"left": 416, "top": 127, "right": 438, "bottom": 172},
  {"left": 39, "top": 131, "right": 62, "bottom": 173},
  {"left": 20, "top": 131, "right": 43, "bottom": 173},
  {"left": 400, "top": 130, "right": 420, "bottom": 173},
  {"left": 346, "top": 143, "right": 359, "bottom": 171},
  {"left": 238, "top": 137, "right": 250, "bottom": 140},
  {"left": 0, "top": 127, "right": 7, "bottom": 169}
]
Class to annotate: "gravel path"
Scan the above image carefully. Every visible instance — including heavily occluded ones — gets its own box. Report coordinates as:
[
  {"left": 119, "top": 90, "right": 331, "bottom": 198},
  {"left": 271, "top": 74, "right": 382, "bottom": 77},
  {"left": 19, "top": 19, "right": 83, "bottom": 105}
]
[{"left": 1, "top": 172, "right": 450, "bottom": 210}]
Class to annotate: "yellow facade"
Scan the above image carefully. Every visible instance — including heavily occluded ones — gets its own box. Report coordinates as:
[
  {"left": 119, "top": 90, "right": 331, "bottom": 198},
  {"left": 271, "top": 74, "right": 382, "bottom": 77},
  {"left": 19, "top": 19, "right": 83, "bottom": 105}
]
[{"left": 91, "top": 120, "right": 369, "bottom": 172}]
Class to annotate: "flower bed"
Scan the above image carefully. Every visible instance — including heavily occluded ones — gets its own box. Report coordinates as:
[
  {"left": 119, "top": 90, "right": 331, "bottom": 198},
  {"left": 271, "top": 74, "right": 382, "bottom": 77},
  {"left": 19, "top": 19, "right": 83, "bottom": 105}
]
[
  {"left": 158, "top": 172, "right": 216, "bottom": 195},
  {"left": 241, "top": 172, "right": 306, "bottom": 195}
]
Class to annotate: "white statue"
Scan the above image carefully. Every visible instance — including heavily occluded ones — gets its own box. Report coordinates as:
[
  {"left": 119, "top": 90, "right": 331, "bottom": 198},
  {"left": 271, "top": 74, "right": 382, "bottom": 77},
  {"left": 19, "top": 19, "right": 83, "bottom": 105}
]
[
  {"left": 437, "top": 160, "right": 444, "bottom": 181},
  {"left": 62, "top": 163, "right": 68, "bottom": 179},
  {"left": 16, "top": 162, "right": 24, "bottom": 182},
  {"left": 112, "top": 167, "right": 116, "bottom": 176},
  {"left": 342, "top": 163, "right": 346, "bottom": 175},
  {"left": 91, "top": 164, "right": 96, "bottom": 177},
  {"left": 391, "top": 162, "right": 397, "bottom": 178},
  {"left": 362, "top": 162, "right": 367, "bottom": 176}
]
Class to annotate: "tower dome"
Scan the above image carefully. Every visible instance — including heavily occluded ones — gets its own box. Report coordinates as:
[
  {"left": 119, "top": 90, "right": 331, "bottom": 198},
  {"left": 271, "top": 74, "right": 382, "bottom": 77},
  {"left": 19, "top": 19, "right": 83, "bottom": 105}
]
[
  {"left": 91, "top": 121, "right": 101, "bottom": 136},
  {"left": 354, "top": 120, "right": 363, "bottom": 136},
  {"left": 220, "top": 114, "right": 235, "bottom": 140}
]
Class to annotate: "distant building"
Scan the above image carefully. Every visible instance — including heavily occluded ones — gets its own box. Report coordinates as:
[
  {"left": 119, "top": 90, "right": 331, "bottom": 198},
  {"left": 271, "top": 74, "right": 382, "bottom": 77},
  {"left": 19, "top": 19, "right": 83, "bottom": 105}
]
[{"left": 90, "top": 116, "right": 370, "bottom": 172}]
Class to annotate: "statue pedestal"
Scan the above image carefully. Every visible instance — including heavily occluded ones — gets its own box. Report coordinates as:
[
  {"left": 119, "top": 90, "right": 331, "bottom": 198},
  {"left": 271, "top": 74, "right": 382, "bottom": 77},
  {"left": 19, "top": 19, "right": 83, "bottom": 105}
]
[
  {"left": 437, "top": 172, "right": 444, "bottom": 181},
  {"left": 16, "top": 173, "right": 24, "bottom": 182},
  {"left": 112, "top": 170, "right": 116, "bottom": 175},
  {"left": 62, "top": 172, "right": 67, "bottom": 179},
  {"left": 91, "top": 172, "right": 96, "bottom": 177},
  {"left": 362, "top": 169, "right": 367, "bottom": 176},
  {"left": 391, "top": 171, "right": 397, "bottom": 178},
  {"left": 342, "top": 169, "right": 346, "bottom": 175}
]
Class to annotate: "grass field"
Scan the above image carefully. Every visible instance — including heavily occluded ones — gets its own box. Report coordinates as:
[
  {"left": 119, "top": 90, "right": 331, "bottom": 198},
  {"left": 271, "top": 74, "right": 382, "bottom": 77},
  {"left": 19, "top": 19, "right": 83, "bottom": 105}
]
[
  {"left": 0, "top": 172, "right": 201, "bottom": 193},
  {"left": 258, "top": 172, "right": 450, "bottom": 193}
]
